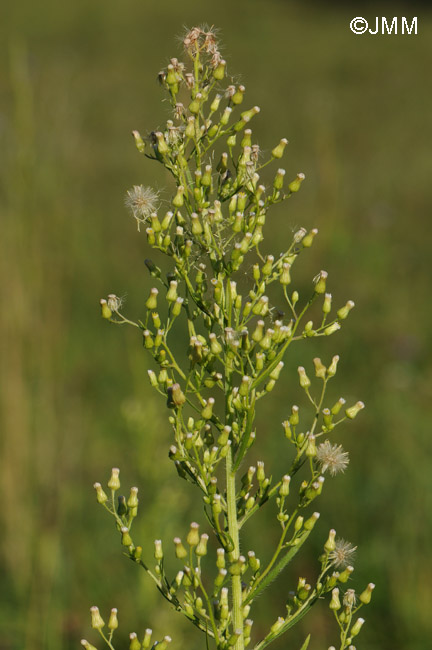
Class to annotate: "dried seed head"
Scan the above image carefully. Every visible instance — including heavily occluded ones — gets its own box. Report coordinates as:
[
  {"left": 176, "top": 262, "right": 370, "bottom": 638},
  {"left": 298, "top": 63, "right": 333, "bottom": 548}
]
[
  {"left": 125, "top": 185, "right": 159, "bottom": 231},
  {"left": 316, "top": 441, "right": 350, "bottom": 476},
  {"left": 330, "top": 539, "right": 357, "bottom": 568}
]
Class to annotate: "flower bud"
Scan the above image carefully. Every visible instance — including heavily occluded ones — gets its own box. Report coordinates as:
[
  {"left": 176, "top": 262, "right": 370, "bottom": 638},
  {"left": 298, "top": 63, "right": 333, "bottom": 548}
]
[
  {"left": 302, "top": 228, "right": 318, "bottom": 248},
  {"left": 324, "top": 322, "right": 341, "bottom": 336},
  {"left": 142, "top": 629, "right": 153, "bottom": 649},
  {"left": 271, "top": 138, "right": 288, "bottom": 159},
  {"left": 201, "top": 397, "right": 214, "bottom": 420},
  {"left": 270, "top": 617, "right": 285, "bottom": 634},
  {"left": 304, "top": 511, "right": 320, "bottom": 530},
  {"left": 100, "top": 297, "right": 116, "bottom": 322},
  {"left": 90, "top": 606, "right": 105, "bottom": 629},
  {"left": 166, "top": 280, "right": 178, "bottom": 302},
  {"left": 288, "top": 172, "right": 305, "bottom": 193},
  {"left": 359, "top": 583, "right": 375, "bottom": 605},
  {"left": 187, "top": 522, "right": 200, "bottom": 547},
  {"left": 172, "top": 186, "right": 184, "bottom": 208},
  {"left": 350, "top": 617, "right": 365, "bottom": 637},
  {"left": 121, "top": 527, "right": 133, "bottom": 547},
  {"left": 337, "top": 300, "right": 355, "bottom": 320},
  {"left": 213, "top": 59, "right": 226, "bottom": 80},
  {"left": 280, "top": 262, "right": 291, "bottom": 285},
  {"left": 331, "top": 397, "right": 346, "bottom": 415},
  {"left": 220, "top": 106, "right": 232, "bottom": 126},
  {"left": 345, "top": 401, "right": 365, "bottom": 419},
  {"left": 173, "top": 536, "right": 187, "bottom": 559},
  {"left": 279, "top": 474, "right": 291, "bottom": 497},
  {"left": 108, "top": 468, "right": 120, "bottom": 491},
  {"left": 297, "top": 366, "right": 311, "bottom": 389},
  {"left": 232, "top": 85, "right": 245, "bottom": 105},
  {"left": 323, "top": 292, "right": 332, "bottom": 314},
  {"left": 185, "top": 116, "right": 195, "bottom": 138},
  {"left": 93, "top": 482, "right": 108, "bottom": 504},
  {"left": 196, "top": 533, "right": 209, "bottom": 556},
  {"left": 305, "top": 434, "right": 317, "bottom": 457},
  {"left": 313, "top": 357, "right": 327, "bottom": 379},
  {"left": 314, "top": 270, "right": 328, "bottom": 295},
  {"left": 81, "top": 641, "right": 98, "bottom": 650},
  {"left": 327, "top": 355, "right": 339, "bottom": 377},
  {"left": 324, "top": 529, "right": 336, "bottom": 553},
  {"left": 273, "top": 168, "right": 286, "bottom": 191},
  {"left": 154, "top": 539, "right": 163, "bottom": 561},
  {"left": 108, "top": 608, "right": 118, "bottom": 630},
  {"left": 167, "top": 383, "right": 186, "bottom": 408},
  {"left": 248, "top": 550, "right": 260, "bottom": 572},
  {"left": 329, "top": 588, "right": 341, "bottom": 610}
]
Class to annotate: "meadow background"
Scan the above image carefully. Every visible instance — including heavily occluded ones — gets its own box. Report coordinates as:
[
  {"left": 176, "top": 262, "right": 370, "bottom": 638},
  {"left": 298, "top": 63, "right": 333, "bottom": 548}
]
[{"left": 1, "top": 1, "right": 431, "bottom": 649}]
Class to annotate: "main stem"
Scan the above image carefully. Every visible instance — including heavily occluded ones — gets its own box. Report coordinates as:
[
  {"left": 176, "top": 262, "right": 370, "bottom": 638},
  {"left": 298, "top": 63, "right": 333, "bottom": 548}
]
[{"left": 226, "top": 444, "right": 244, "bottom": 650}]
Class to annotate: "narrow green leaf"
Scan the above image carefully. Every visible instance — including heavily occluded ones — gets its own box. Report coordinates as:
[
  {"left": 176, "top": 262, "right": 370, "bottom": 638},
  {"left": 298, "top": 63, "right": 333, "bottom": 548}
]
[{"left": 299, "top": 634, "right": 311, "bottom": 650}]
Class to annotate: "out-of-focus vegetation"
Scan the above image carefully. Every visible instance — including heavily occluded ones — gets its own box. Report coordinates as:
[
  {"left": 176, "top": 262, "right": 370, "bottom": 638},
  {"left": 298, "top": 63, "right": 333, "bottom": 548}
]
[{"left": 1, "top": 2, "right": 431, "bottom": 649}]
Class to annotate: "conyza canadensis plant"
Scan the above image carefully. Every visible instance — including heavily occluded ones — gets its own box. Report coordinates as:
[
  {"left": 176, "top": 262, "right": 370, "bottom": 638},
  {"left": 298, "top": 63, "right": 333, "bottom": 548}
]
[{"left": 85, "top": 26, "right": 374, "bottom": 650}]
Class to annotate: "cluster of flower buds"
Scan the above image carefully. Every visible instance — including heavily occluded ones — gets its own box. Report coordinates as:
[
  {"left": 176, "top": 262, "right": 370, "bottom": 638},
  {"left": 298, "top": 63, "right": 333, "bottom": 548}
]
[{"left": 94, "top": 26, "right": 369, "bottom": 650}]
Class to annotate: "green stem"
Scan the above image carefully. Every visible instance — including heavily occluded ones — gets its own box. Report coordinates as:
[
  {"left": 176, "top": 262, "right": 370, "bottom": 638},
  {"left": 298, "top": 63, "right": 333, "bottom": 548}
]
[{"left": 226, "top": 445, "right": 244, "bottom": 650}]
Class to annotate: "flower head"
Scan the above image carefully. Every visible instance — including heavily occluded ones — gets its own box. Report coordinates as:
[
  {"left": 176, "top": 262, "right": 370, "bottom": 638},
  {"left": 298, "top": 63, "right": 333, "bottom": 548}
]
[
  {"left": 329, "top": 538, "right": 357, "bottom": 568},
  {"left": 125, "top": 185, "right": 159, "bottom": 231},
  {"left": 316, "top": 440, "right": 349, "bottom": 476}
]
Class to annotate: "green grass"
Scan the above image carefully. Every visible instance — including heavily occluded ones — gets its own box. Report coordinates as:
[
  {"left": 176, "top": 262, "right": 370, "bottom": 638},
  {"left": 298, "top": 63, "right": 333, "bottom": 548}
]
[{"left": 1, "top": 2, "right": 431, "bottom": 649}]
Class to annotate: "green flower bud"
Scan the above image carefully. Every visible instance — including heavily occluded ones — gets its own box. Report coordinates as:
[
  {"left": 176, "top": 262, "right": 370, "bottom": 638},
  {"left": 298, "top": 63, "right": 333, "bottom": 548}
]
[
  {"left": 154, "top": 539, "right": 163, "bottom": 561},
  {"left": 220, "top": 106, "right": 232, "bottom": 126},
  {"left": 201, "top": 397, "right": 214, "bottom": 420},
  {"left": 329, "top": 588, "right": 341, "bottom": 610},
  {"left": 143, "top": 330, "right": 154, "bottom": 349},
  {"left": 173, "top": 536, "right": 187, "bottom": 559},
  {"left": 121, "top": 527, "right": 133, "bottom": 547},
  {"left": 172, "top": 186, "right": 184, "bottom": 208},
  {"left": 232, "top": 84, "right": 245, "bottom": 105},
  {"left": 185, "top": 116, "right": 195, "bottom": 138},
  {"left": 331, "top": 397, "right": 346, "bottom": 415},
  {"left": 288, "top": 172, "right": 305, "bottom": 193},
  {"left": 129, "top": 633, "right": 141, "bottom": 650},
  {"left": 127, "top": 486, "right": 139, "bottom": 509},
  {"left": 323, "top": 292, "right": 332, "bottom": 314},
  {"left": 270, "top": 361, "right": 284, "bottom": 381},
  {"left": 108, "top": 608, "right": 118, "bottom": 631},
  {"left": 214, "top": 567, "right": 227, "bottom": 587},
  {"left": 196, "top": 533, "right": 209, "bottom": 556},
  {"left": 210, "top": 93, "right": 222, "bottom": 112},
  {"left": 90, "top": 606, "right": 105, "bottom": 630},
  {"left": 314, "top": 270, "right": 328, "bottom": 295},
  {"left": 279, "top": 474, "right": 291, "bottom": 497},
  {"left": 80, "top": 640, "right": 98, "bottom": 650},
  {"left": 302, "top": 228, "right": 318, "bottom": 248},
  {"left": 324, "top": 529, "right": 336, "bottom": 553},
  {"left": 166, "top": 280, "right": 178, "bottom": 302},
  {"left": 130, "top": 127, "right": 145, "bottom": 153},
  {"left": 289, "top": 404, "right": 299, "bottom": 426},
  {"left": 270, "top": 617, "right": 285, "bottom": 634},
  {"left": 213, "top": 59, "right": 226, "bottom": 80},
  {"left": 189, "top": 92, "right": 202, "bottom": 114},
  {"left": 313, "top": 357, "right": 327, "bottom": 379},
  {"left": 345, "top": 401, "right": 365, "bottom": 419},
  {"left": 280, "top": 263, "right": 292, "bottom": 285},
  {"left": 187, "top": 522, "right": 200, "bottom": 547},
  {"left": 359, "top": 582, "right": 375, "bottom": 605},
  {"left": 305, "top": 434, "right": 317, "bottom": 457},
  {"left": 108, "top": 467, "right": 120, "bottom": 491},
  {"left": 248, "top": 551, "right": 260, "bottom": 572},
  {"left": 172, "top": 296, "right": 183, "bottom": 317},
  {"left": 93, "top": 482, "right": 108, "bottom": 504},
  {"left": 304, "top": 511, "right": 320, "bottom": 530},
  {"left": 273, "top": 168, "right": 286, "bottom": 191},
  {"left": 337, "top": 300, "right": 355, "bottom": 320},
  {"left": 324, "top": 322, "right": 341, "bottom": 336},
  {"left": 338, "top": 566, "right": 354, "bottom": 584},
  {"left": 271, "top": 138, "right": 288, "bottom": 159},
  {"left": 350, "top": 617, "right": 365, "bottom": 637},
  {"left": 142, "top": 629, "right": 153, "bottom": 649},
  {"left": 202, "top": 165, "right": 212, "bottom": 187},
  {"left": 100, "top": 299, "right": 112, "bottom": 320},
  {"left": 327, "top": 354, "right": 339, "bottom": 377},
  {"left": 262, "top": 255, "right": 274, "bottom": 276},
  {"left": 146, "top": 288, "right": 158, "bottom": 310},
  {"left": 297, "top": 366, "right": 311, "bottom": 389},
  {"left": 167, "top": 383, "right": 186, "bottom": 407},
  {"left": 256, "top": 461, "right": 265, "bottom": 483},
  {"left": 241, "top": 129, "right": 252, "bottom": 148},
  {"left": 117, "top": 495, "right": 127, "bottom": 516},
  {"left": 145, "top": 227, "right": 155, "bottom": 246}
]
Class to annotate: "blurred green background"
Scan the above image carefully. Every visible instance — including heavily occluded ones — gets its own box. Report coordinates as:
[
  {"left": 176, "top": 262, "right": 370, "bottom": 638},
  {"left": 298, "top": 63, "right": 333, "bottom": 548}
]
[{"left": 1, "top": 1, "right": 431, "bottom": 649}]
